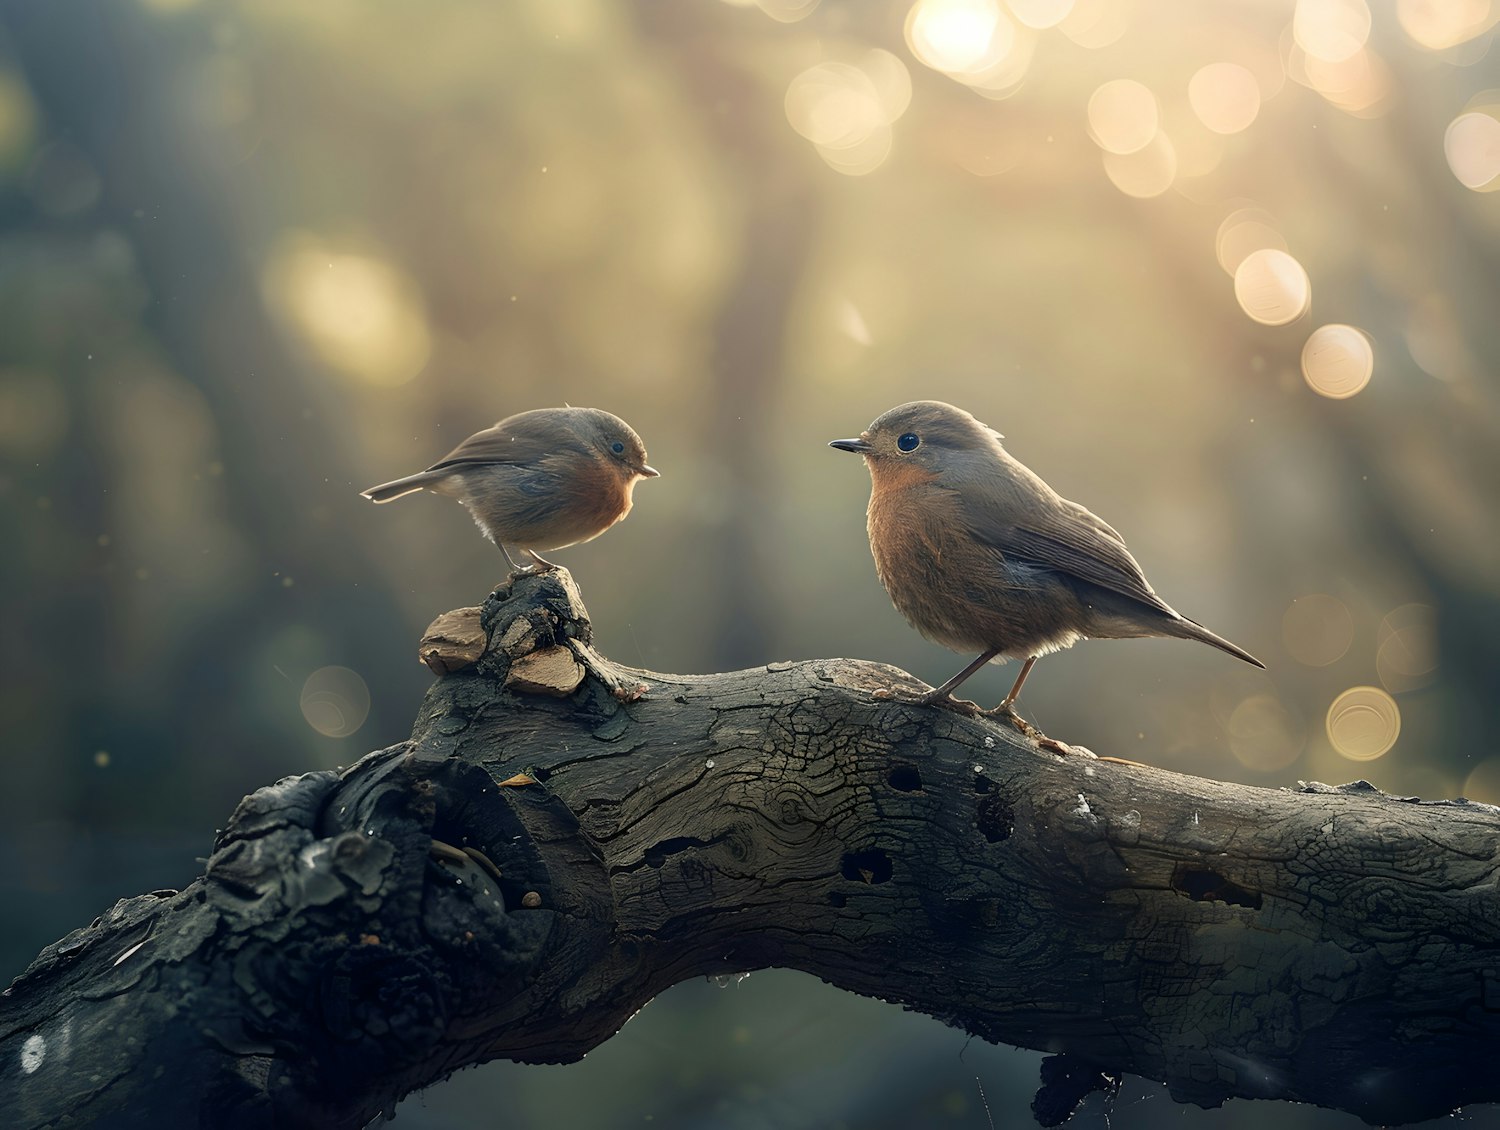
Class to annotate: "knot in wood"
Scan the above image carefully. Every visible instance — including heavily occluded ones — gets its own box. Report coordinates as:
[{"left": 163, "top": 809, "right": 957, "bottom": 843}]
[{"left": 482, "top": 567, "right": 593, "bottom": 654}]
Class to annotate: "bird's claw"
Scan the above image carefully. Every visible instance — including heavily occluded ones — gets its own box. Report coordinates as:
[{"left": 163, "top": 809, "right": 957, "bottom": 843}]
[
  {"left": 1039, "top": 737, "right": 1095, "bottom": 758},
  {"left": 983, "top": 702, "right": 1033, "bottom": 734},
  {"left": 904, "top": 688, "right": 982, "bottom": 716},
  {"left": 983, "top": 703, "right": 1079, "bottom": 756}
]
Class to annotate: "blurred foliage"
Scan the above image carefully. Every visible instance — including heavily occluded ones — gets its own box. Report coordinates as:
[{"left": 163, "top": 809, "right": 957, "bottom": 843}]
[{"left": 2, "top": 0, "right": 1499, "bottom": 1126}]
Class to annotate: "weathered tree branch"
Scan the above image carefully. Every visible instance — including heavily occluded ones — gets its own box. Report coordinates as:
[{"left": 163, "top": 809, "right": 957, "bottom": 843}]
[{"left": 4, "top": 571, "right": 1499, "bottom": 1129}]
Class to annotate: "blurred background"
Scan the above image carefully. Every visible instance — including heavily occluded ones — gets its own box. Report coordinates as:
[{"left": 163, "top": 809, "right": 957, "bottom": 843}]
[{"left": 2, "top": 0, "right": 1498, "bottom": 1126}]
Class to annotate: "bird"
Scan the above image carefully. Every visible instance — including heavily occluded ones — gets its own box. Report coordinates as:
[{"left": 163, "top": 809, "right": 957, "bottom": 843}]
[
  {"left": 362, "top": 406, "right": 658, "bottom": 572},
  {"left": 829, "top": 400, "right": 1262, "bottom": 735}
]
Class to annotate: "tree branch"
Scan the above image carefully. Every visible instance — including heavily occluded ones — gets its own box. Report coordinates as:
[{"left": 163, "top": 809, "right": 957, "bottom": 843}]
[{"left": 4, "top": 571, "right": 1499, "bottom": 1129}]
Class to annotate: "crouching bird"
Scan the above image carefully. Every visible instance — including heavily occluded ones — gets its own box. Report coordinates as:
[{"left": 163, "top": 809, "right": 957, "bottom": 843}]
[{"left": 363, "top": 406, "right": 657, "bottom": 572}]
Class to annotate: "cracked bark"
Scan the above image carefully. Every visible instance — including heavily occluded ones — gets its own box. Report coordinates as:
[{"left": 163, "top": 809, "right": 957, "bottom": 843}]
[{"left": 3, "top": 570, "right": 1499, "bottom": 1129}]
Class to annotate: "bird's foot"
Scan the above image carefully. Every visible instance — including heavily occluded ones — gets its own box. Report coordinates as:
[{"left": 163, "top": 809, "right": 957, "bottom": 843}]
[
  {"left": 984, "top": 701, "right": 1035, "bottom": 736},
  {"left": 982, "top": 703, "right": 1085, "bottom": 756},
  {"left": 894, "top": 687, "right": 983, "bottom": 716},
  {"left": 1039, "top": 737, "right": 1098, "bottom": 758}
]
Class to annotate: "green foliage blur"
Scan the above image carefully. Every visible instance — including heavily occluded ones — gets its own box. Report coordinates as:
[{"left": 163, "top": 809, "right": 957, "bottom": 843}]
[{"left": 3, "top": 1, "right": 1498, "bottom": 1126}]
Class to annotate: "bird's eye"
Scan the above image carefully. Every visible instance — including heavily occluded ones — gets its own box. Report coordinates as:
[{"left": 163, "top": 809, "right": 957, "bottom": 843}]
[
  {"left": 897, "top": 432, "right": 920, "bottom": 453},
  {"left": 611, "top": 441, "right": 626, "bottom": 455}
]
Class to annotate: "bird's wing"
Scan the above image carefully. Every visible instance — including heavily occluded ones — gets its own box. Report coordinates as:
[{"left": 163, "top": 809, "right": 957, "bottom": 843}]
[
  {"left": 426, "top": 421, "right": 571, "bottom": 471},
  {"left": 963, "top": 484, "right": 1176, "bottom": 615}
]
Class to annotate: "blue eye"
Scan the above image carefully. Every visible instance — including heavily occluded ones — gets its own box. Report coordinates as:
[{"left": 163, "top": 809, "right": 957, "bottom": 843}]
[
  {"left": 611, "top": 441, "right": 626, "bottom": 455},
  {"left": 897, "top": 432, "right": 920, "bottom": 452}
]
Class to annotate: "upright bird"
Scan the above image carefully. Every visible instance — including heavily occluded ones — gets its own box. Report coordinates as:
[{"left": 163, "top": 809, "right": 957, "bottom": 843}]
[
  {"left": 830, "top": 400, "right": 1262, "bottom": 733},
  {"left": 362, "top": 406, "right": 657, "bottom": 572}
]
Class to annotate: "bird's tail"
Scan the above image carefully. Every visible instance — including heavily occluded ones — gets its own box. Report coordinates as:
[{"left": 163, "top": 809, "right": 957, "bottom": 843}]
[
  {"left": 1167, "top": 617, "right": 1265, "bottom": 669},
  {"left": 360, "top": 470, "right": 446, "bottom": 503}
]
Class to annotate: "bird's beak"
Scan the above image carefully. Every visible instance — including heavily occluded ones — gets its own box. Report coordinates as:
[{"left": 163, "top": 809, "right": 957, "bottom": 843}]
[
  {"left": 639, "top": 463, "right": 660, "bottom": 478},
  {"left": 828, "top": 437, "right": 873, "bottom": 454}
]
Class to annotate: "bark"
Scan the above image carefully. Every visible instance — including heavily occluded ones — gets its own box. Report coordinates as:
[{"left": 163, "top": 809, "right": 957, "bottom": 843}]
[{"left": 3, "top": 570, "right": 1499, "bottom": 1129}]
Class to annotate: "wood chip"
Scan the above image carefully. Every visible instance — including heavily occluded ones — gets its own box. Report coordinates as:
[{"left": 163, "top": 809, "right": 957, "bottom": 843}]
[
  {"left": 505, "top": 645, "right": 585, "bottom": 696},
  {"left": 419, "top": 607, "right": 487, "bottom": 674}
]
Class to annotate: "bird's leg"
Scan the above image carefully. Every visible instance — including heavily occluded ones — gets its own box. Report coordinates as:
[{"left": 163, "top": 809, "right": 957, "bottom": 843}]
[
  {"left": 986, "top": 656, "right": 1040, "bottom": 732},
  {"left": 498, "top": 543, "right": 556, "bottom": 575},
  {"left": 998, "top": 656, "right": 1036, "bottom": 712},
  {"left": 523, "top": 549, "right": 560, "bottom": 573},
  {"left": 979, "top": 658, "right": 1074, "bottom": 755},
  {"left": 914, "top": 647, "right": 1003, "bottom": 706}
]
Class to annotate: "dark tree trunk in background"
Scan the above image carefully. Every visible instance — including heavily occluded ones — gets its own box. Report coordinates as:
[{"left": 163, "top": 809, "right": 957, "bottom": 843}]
[
  {"left": 3, "top": 570, "right": 1498, "bottom": 1129},
  {"left": 634, "top": 0, "right": 822, "bottom": 669},
  {"left": 0, "top": 0, "right": 416, "bottom": 739}
]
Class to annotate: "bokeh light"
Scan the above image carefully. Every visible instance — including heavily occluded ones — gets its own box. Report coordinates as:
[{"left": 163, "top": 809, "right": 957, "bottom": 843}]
[
  {"left": 1057, "top": 0, "right": 1127, "bottom": 48},
  {"left": 1301, "top": 324, "right": 1373, "bottom": 398},
  {"left": 784, "top": 54, "right": 910, "bottom": 177},
  {"left": 1006, "top": 0, "right": 1073, "bottom": 30},
  {"left": 1233, "top": 248, "right": 1311, "bottom": 325},
  {"left": 1228, "top": 694, "right": 1305, "bottom": 771},
  {"left": 1282, "top": 593, "right": 1354, "bottom": 667},
  {"left": 1215, "top": 207, "right": 1288, "bottom": 275},
  {"left": 906, "top": 0, "right": 1036, "bottom": 97},
  {"left": 1326, "top": 686, "right": 1401, "bottom": 761},
  {"left": 1377, "top": 603, "right": 1438, "bottom": 694},
  {"left": 837, "top": 299, "right": 873, "bottom": 346},
  {"left": 1397, "top": 0, "right": 1493, "bottom": 51},
  {"left": 1462, "top": 758, "right": 1500, "bottom": 805},
  {"left": 262, "top": 233, "right": 431, "bottom": 386},
  {"left": 1404, "top": 293, "right": 1474, "bottom": 380},
  {"left": 906, "top": 0, "right": 1013, "bottom": 76},
  {"left": 1444, "top": 110, "right": 1500, "bottom": 191},
  {"left": 1293, "top": 0, "right": 1372, "bottom": 63},
  {"left": 1101, "top": 129, "right": 1177, "bottom": 198},
  {"left": 1188, "top": 63, "right": 1261, "bottom": 135},
  {"left": 1295, "top": 45, "right": 1392, "bottom": 118},
  {"left": 1087, "top": 78, "right": 1158, "bottom": 154},
  {"left": 300, "top": 666, "right": 372, "bottom": 738},
  {"left": 755, "top": 0, "right": 820, "bottom": 22}
]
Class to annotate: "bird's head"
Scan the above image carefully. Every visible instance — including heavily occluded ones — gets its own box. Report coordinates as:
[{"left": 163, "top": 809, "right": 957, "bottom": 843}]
[
  {"left": 829, "top": 400, "right": 1002, "bottom": 478},
  {"left": 570, "top": 407, "right": 659, "bottom": 482}
]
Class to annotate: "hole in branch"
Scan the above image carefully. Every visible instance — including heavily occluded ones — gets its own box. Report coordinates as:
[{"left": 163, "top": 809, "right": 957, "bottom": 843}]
[
  {"left": 643, "top": 836, "right": 713, "bottom": 869},
  {"left": 840, "top": 848, "right": 892, "bottom": 885},
  {"left": 1171, "top": 866, "right": 1262, "bottom": 909},
  {"left": 976, "top": 794, "right": 1014, "bottom": 843},
  {"left": 887, "top": 764, "right": 922, "bottom": 792},
  {"left": 972, "top": 772, "right": 992, "bottom": 794}
]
